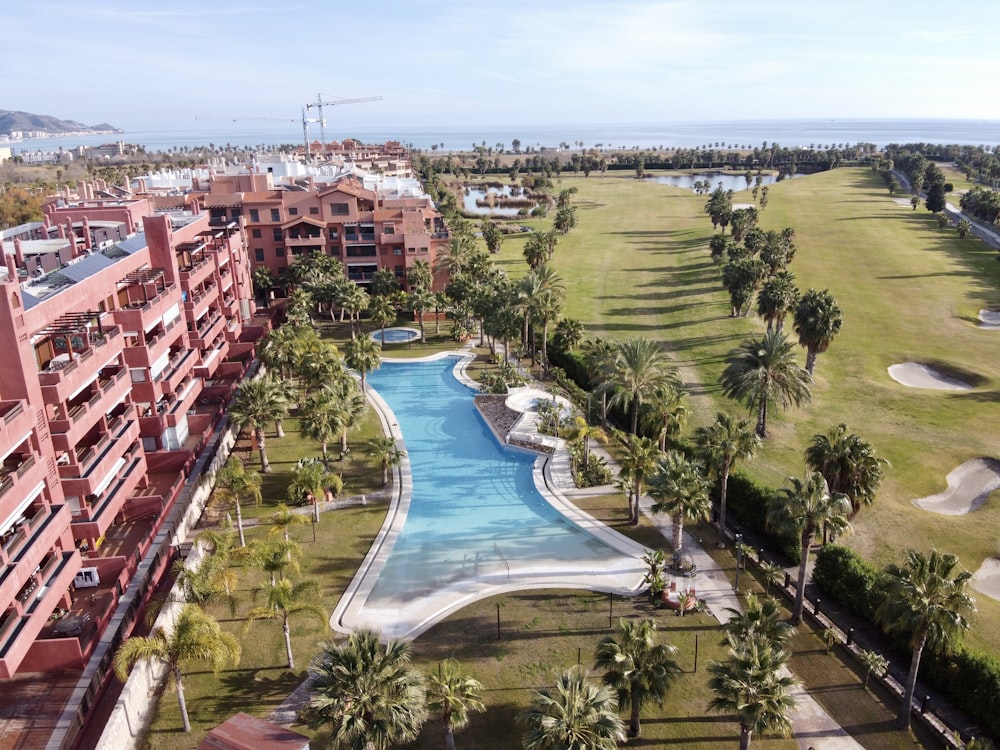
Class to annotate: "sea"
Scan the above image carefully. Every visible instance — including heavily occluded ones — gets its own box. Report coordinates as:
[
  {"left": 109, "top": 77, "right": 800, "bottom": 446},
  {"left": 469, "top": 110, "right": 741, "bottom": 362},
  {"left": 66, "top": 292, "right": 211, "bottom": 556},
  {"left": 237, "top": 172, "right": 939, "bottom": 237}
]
[{"left": 5, "top": 118, "right": 999, "bottom": 155}]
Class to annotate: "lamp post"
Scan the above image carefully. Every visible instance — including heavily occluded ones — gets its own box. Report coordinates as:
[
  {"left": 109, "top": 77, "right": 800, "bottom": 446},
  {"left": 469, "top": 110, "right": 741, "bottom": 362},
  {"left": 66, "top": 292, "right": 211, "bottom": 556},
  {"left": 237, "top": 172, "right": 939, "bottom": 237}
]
[{"left": 734, "top": 533, "right": 743, "bottom": 592}]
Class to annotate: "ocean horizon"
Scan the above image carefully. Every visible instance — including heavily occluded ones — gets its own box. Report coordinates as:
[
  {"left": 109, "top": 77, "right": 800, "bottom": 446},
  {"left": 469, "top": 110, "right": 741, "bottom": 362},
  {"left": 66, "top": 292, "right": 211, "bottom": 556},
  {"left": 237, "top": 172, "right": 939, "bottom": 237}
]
[{"left": 7, "top": 117, "right": 999, "bottom": 155}]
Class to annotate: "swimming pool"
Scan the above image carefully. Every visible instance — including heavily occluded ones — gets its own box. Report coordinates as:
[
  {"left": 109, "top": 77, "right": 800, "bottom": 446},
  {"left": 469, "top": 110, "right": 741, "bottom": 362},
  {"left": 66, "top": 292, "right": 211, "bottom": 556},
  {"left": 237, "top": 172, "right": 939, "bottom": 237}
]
[
  {"left": 333, "top": 354, "right": 646, "bottom": 638},
  {"left": 370, "top": 327, "right": 420, "bottom": 344}
]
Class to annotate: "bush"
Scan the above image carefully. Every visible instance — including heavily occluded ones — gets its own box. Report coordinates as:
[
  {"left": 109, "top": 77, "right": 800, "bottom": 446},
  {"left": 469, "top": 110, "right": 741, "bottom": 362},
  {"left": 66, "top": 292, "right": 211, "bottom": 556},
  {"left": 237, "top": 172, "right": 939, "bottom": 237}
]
[
  {"left": 812, "top": 545, "right": 885, "bottom": 620},
  {"left": 724, "top": 471, "right": 801, "bottom": 563}
]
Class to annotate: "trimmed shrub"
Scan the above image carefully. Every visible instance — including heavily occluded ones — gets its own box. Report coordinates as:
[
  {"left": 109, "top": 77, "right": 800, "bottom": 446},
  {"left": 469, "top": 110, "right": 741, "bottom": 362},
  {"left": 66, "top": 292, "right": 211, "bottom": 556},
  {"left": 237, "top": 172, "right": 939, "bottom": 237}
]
[
  {"left": 812, "top": 545, "right": 884, "bottom": 621},
  {"left": 724, "top": 471, "right": 800, "bottom": 563}
]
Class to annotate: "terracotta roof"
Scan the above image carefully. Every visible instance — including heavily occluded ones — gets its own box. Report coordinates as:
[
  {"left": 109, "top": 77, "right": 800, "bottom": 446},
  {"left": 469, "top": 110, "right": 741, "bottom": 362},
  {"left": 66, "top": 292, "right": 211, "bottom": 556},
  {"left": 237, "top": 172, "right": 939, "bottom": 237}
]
[
  {"left": 197, "top": 713, "right": 310, "bottom": 750},
  {"left": 151, "top": 196, "right": 187, "bottom": 210},
  {"left": 242, "top": 191, "right": 282, "bottom": 203},
  {"left": 202, "top": 194, "right": 244, "bottom": 208}
]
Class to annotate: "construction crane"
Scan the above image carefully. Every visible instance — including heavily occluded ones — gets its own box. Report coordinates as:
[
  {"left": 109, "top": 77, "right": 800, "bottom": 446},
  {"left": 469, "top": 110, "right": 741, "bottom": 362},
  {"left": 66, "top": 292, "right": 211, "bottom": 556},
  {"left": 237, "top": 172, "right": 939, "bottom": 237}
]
[{"left": 305, "top": 93, "right": 382, "bottom": 151}]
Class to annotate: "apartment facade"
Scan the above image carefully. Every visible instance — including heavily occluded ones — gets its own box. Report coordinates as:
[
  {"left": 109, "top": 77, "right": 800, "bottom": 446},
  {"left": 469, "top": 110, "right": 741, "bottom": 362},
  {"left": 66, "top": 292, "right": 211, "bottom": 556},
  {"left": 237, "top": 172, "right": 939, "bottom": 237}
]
[
  {"left": 0, "top": 194, "right": 259, "bottom": 685},
  {"left": 199, "top": 171, "right": 451, "bottom": 291}
]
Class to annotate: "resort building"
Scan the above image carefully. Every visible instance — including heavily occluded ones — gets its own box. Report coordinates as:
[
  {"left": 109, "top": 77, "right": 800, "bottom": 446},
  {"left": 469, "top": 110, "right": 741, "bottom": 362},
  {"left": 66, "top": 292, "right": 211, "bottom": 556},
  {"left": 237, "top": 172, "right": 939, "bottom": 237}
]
[{"left": 0, "top": 189, "right": 262, "bottom": 744}]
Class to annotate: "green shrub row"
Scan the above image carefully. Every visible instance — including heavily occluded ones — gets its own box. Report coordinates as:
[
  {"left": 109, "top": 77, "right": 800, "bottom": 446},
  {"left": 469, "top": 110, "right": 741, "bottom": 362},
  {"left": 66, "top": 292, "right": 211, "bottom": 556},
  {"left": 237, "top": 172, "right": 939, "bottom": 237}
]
[
  {"left": 812, "top": 545, "right": 1000, "bottom": 739},
  {"left": 723, "top": 471, "right": 801, "bottom": 563}
]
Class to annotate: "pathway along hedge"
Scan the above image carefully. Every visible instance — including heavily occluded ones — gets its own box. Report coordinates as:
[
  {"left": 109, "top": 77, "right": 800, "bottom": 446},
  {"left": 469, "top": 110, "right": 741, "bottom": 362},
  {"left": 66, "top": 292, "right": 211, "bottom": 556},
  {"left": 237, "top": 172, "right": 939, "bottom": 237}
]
[{"left": 813, "top": 545, "right": 1000, "bottom": 739}]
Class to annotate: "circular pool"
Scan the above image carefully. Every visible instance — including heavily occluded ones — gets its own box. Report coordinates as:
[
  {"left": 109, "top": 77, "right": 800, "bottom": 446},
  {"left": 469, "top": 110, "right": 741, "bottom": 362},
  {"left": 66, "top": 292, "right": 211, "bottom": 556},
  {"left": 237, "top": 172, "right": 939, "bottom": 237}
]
[
  {"left": 371, "top": 327, "right": 420, "bottom": 344},
  {"left": 505, "top": 387, "right": 573, "bottom": 416}
]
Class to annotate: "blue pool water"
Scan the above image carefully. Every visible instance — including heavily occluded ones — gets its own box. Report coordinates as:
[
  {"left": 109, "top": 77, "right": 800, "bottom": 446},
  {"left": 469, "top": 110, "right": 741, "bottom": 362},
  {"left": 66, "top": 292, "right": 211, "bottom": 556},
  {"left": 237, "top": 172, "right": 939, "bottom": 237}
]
[
  {"left": 365, "top": 357, "right": 626, "bottom": 606},
  {"left": 371, "top": 327, "right": 420, "bottom": 344}
]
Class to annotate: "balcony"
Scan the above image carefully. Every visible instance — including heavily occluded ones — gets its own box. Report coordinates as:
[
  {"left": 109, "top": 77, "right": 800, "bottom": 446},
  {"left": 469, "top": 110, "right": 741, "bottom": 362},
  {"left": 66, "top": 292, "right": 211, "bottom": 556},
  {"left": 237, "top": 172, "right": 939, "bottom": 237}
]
[
  {"left": 48, "top": 366, "right": 130, "bottom": 453},
  {"left": 162, "top": 349, "right": 197, "bottom": 395},
  {"left": 0, "top": 453, "right": 45, "bottom": 506},
  {"left": 0, "top": 401, "right": 32, "bottom": 457},
  {"left": 114, "top": 280, "right": 179, "bottom": 336},
  {"left": 58, "top": 418, "right": 139, "bottom": 498},
  {"left": 194, "top": 338, "right": 230, "bottom": 379},
  {"left": 180, "top": 255, "right": 215, "bottom": 291},
  {"left": 71, "top": 452, "right": 145, "bottom": 539},
  {"left": 37, "top": 328, "right": 124, "bottom": 405},
  {"left": 188, "top": 313, "right": 224, "bottom": 349},
  {"left": 184, "top": 285, "right": 216, "bottom": 320}
]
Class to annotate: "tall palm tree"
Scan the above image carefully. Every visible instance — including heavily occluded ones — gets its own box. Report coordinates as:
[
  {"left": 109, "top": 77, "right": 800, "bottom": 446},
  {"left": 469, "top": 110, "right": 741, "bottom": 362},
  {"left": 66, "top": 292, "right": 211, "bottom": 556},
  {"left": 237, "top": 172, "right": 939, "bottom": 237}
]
[
  {"left": 268, "top": 502, "right": 309, "bottom": 543},
  {"left": 410, "top": 287, "right": 435, "bottom": 343},
  {"left": 876, "top": 549, "right": 976, "bottom": 730},
  {"left": 212, "top": 457, "right": 261, "bottom": 546},
  {"left": 368, "top": 294, "right": 397, "bottom": 343},
  {"left": 530, "top": 288, "right": 563, "bottom": 379},
  {"left": 426, "top": 658, "right": 486, "bottom": 750},
  {"left": 300, "top": 386, "right": 345, "bottom": 466},
  {"left": 331, "top": 376, "right": 368, "bottom": 455},
  {"left": 237, "top": 538, "right": 302, "bottom": 586},
  {"left": 346, "top": 333, "right": 382, "bottom": 392},
  {"left": 230, "top": 375, "right": 290, "bottom": 472},
  {"left": 639, "top": 383, "right": 689, "bottom": 451},
  {"left": 562, "top": 415, "right": 607, "bottom": 473},
  {"left": 647, "top": 450, "right": 712, "bottom": 555},
  {"left": 304, "top": 629, "right": 427, "bottom": 750},
  {"left": 582, "top": 337, "right": 618, "bottom": 424},
  {"left": 113, "top": 604, "right": 241, "bottom": 733},
  {"left": 719, "top": 329, "right": 812, "bottom": 438},
  {"left": 617, "top": 433, "right": 661, "bottom": 525},
  {"left": 722, "top": 593, "right": 795, "bottom": 648},
  {"left": 366, "top": 436, "right": 407, "bottom": 487},
  {"left": 517, "top": 667, "right": 626, "bottom": 750},
  {"left": 694, "top": 412, "right": 760, "bottom": 540},
  {"left": 594, "top": 618, "right": 681, "bottom": 738},
  {"left": 793, "top": 288, "right": 843, "bottom": 376},
  {"left": 342, "top": 284, "right": 371, "bottom": 339},
  {"left": 259, "top": 325, "right": 303, "bottom": 379},
  {"left": 603, "top": 337, "right": 680, "bottom": 435},
  {"left": 707, "top": 633, "right": 798, "bottom": 750},
  {"left": 766, "top": 472, "right": 852, "bottom": 623},
  {"left": 243, "top": 578, "right": 325, "bottom": 670},
  {"left": 755, "top": 271, "right": 799, "bottom": 332},
  {"left": 804, "top": 423, "right": 888, "bottom": 517}
]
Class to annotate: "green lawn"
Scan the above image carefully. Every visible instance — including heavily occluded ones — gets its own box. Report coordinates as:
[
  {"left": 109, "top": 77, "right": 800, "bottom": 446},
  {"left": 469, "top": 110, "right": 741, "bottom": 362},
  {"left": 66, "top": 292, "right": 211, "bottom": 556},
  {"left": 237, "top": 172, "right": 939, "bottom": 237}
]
[{"left": 490, "top": 168, "right": 1000, "bottom": 655}]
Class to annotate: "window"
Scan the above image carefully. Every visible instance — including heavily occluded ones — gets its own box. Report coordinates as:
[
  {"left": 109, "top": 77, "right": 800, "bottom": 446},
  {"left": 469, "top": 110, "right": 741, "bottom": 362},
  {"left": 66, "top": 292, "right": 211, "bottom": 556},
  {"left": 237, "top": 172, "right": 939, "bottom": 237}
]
[
  {"left": 272, "top": 228, "right": 283, "bottom": 242},
  {"left": 328, "top": 246, "right": 340, "bottom": 256},
  {"left": 384, "top": 225, "right": 395, "bottom": 235},
  {"left": 249, "top": 209, "right": 259, "bottom": 223},
  {"left": 329, "top": 227, "right": 339, "bottom": 239},
  {"left": 393, "top": 248, "right": 402, "bottom": 255},
  {"left": 254, "top": 248, "right": 265, "bottom": 262},
  {"left": 289, "top": 207, "right": 298, "bottom": 216},
  {"left": 330, "top": 202, "right": 349, "bottom": 215},
  {"left": 270, "top": 208, "right": 280, "bottom": 222},
  {"left": 394, "top": 265, "right": 405, "bottom": 277},
  {"left": 291, "top": 247, "right": 303, "bottom": 256},
  {"left": 346, "top": 245, "right": 377, "bottom": 257},
  {"left": 309, "top": 206, "right": 319, "bottom": 215},
  {"left": 275, "top": 247, "right": 286, "bottom": 257},
  {"left": 251, "top": 229, "right": 262, "bottom": 239}
]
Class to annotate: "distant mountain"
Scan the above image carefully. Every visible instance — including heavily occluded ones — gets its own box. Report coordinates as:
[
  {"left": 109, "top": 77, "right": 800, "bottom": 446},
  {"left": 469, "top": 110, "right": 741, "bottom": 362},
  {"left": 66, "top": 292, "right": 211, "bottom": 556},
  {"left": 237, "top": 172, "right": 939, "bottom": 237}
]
[{"left": 0, "top": 110, "right": 121, "bottom": 135}]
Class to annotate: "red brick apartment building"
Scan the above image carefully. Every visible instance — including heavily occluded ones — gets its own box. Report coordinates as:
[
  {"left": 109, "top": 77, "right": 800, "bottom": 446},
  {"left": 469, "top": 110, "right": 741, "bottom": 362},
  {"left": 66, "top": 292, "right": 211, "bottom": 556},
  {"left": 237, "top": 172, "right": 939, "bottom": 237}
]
[
  {"left": 193, "top": 169, "right": 451, "bottom": 290},
  {"left": 0, "top": 192, "right": 262, "bottom": 747}
]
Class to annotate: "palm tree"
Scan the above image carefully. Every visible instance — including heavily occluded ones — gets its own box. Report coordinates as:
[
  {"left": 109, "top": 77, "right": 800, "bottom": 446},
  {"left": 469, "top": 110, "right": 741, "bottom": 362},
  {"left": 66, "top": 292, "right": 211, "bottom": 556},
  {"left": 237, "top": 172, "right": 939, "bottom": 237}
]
[
  {"left": 259, "top": 325, "right": 303, "bottom": 379},
  {"left": 243, "top": 578, "right": 325, "bottom": 670},
  {"left": 638, "top": 383, "right": 689, "bottom": 451},
  {"left": 804, "top": 423, "right": 888, "bottom": 517},
  {"left": 426, "top": 658, "right": 486, "bottom": 750},
  {"left": 722, "top": 593, "right": 795, "bottom": 647},
  {"left": 230, "top": 375, "right": 290, "bottom": 472},
  {"left": 793, "top": 288, "right": 843, "bottom": 376},
  {"left": 304, "top": 629, "right": 427, "bottom": 750},
  {"left": 695, "top": 412, "right": 760, "bottom": 540},
  {"left": 212, "top": 457, "right": 261, "bottom": 546},
  {"left": 238, "top": 538, "right": 302, "bottom": 586},
  {"left": 530, "top": 288, "right": 563, "bottom": 379},
  {"left": 366, "top": 436, "right": 406, "bottom": 487},
  {"left": 517, "top": 667, "right": 626, "bottom": 750},
  {"left": 410, "top": 287, "right": 435, "bottom": 343},
  {"left": 766, "top": 472, "right": 852, "bottom": 623},
  {"left": 647, "top": 450, "right": 712, "bottom": 554},
  {"left": 346, "top": 333, "right": 382, "bottom": 392},
  {"left": 300, "top": 386, "right": 345, "bottom": 466},
  {"left": 268, "top": 502, "right": 309, "bottom": 543},
  {"left": 594, "top": 619, "right": 681, "bottom": 738},
  {"left": 562, "top": 415, "right": 606, "bottom": 473},
  {"left": 617, "top": 433, "right": 661, "bottom": 525},
  {"left": 332, "top": 376, "right": 368, "bottom": 455},
  {"left": 707, "top": 633, "right": 798, "bottom": 750},
  {"left": 369, "top": 294, "right": 397, "bottom": 343},
  {"left": 603, "top": 337, "right": 680, "bottom": 435},
  {"left": 719, "top": 329, "right": 812, "bottom": 438},
  {"left": 341, "top": 284, "right": 370, "bottom": 339},
  {"left": 113, "top": 604, "right": 241, "bottom": 733},
  {"left": 876, "top": 549, "right": 976, "bottom": 729},
  {"left": 582, "top": 337, "right": 617, "bottom": 423},
  {"left": 755, "top": 271, "right": 799, "bottom": 332}
]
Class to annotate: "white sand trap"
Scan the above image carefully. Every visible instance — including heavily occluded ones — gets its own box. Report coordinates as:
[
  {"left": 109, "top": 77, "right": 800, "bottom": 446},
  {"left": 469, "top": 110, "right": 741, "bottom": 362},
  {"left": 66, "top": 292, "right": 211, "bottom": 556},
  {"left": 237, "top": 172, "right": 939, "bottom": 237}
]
[
  {"left": 912, "top": 458, "right": 1000, "bottom": 515},
  {"left": 972, "top": 558, "right": 1000, "bottom": 602},
  {"left": 979, "top": 310, "right": 1000, "bottom": 330},
  {"left": 888, "top": 362, "right": 973, "bottom": 391}
]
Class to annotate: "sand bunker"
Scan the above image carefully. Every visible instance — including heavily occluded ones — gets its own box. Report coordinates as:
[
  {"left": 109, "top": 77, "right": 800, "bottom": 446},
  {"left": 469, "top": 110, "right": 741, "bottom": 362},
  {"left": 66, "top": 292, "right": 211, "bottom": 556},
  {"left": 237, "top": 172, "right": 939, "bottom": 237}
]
[
  {"left": 912, "top": 458, "right": 1000, "bottom": 515},
  {"left": 972, "top": 558, "right": 1000, "bottom": 602},
  {"left": 888, "top": 363, "right": 973, "bottom": 391},
  {"left": 979, "top": 310, "right": 1000, "bottom": 330}
]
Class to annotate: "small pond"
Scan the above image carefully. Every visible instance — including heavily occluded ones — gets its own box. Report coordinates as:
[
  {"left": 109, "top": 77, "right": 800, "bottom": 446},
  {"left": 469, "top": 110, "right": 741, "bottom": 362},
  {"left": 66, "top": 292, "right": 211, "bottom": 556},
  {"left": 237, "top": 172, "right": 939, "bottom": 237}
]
[
  {"left": 462, "top": 184, "right": 537, "bottom": 216},
  {"left": 648, "top": 172, "right": 803, "bottom": 193}
]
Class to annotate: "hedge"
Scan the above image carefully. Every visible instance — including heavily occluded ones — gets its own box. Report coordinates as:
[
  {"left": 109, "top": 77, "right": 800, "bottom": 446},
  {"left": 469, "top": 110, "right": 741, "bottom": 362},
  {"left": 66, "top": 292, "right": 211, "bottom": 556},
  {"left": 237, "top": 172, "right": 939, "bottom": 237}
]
[
  {"left": 812, "top": 545, "right": 885, "bottom": 621},
  {"left": 723, "top": 471, "right": 801, "bottom": 563}
]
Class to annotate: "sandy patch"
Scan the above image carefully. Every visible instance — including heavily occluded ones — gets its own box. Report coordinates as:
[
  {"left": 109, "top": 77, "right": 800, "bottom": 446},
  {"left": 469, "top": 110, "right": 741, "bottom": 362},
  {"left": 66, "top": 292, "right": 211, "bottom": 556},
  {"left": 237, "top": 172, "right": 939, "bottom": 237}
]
[
  {"left": 888, "top": 362, "right": 973, "bottom": 391},
  {"left": 972, "top": 558, "right": 1000, "bottom": 602},
  {"left": 979, "top": 310, "right": 1000, "bottom": 330},
  {"left": 893, "top": 197, "right": 915, "bottom": 207},
  {"left": 912, "top": 458, "right": 1000, "bottom": 515}
]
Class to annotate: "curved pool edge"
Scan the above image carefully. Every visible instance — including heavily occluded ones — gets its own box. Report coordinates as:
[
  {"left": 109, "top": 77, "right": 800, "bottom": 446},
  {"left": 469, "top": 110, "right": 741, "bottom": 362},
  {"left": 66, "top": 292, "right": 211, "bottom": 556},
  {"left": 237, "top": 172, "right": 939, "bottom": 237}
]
[{"left": 331, "top": 355, "right": 647, "bottom": 642}]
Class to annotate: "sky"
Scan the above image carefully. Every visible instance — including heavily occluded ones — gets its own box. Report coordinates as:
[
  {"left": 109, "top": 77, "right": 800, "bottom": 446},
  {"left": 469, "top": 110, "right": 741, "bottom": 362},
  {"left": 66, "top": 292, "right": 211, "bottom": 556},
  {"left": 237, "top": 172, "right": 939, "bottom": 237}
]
[{"left": 4, "top": 0, "right": 999, "bottom": 132}]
